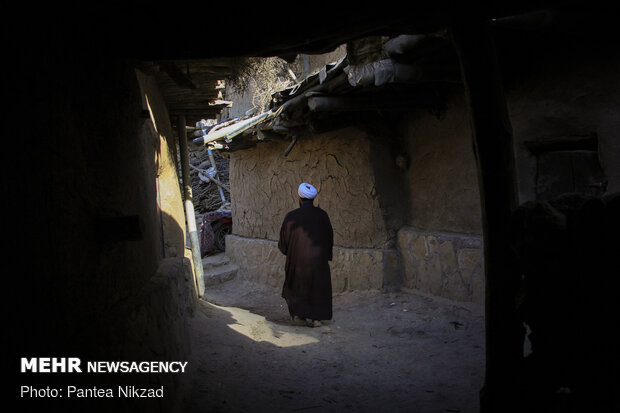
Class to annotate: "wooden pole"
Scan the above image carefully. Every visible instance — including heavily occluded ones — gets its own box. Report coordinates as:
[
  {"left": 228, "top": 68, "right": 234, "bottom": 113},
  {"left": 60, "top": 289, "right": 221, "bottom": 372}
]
[
  {"left": 449, "top": 16, "right": 522, "bottom": 413},
  {"left": 178, "top": 114, "right": 205, "bottom": 297}
]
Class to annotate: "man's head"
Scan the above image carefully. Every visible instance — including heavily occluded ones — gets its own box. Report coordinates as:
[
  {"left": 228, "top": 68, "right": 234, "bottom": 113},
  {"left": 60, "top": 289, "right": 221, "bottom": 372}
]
[{"left": 298, "top": 182, "right": 317, "bottom": 205}]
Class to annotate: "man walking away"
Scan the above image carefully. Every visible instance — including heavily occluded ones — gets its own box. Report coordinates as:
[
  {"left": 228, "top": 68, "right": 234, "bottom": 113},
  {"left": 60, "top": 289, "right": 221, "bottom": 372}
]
[{"left": 278, "top": 183, "right": 334, "bottom": 327}]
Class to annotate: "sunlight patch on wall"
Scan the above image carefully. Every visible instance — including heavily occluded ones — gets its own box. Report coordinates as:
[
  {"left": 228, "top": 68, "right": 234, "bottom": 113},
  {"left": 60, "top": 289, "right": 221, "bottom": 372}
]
[{"left": 145, "top": 94, "right": 158, "bottom": 133}]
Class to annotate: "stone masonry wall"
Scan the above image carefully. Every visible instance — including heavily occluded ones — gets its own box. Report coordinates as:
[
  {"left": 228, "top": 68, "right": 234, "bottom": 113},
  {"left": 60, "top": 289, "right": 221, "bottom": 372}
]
[
  {"left": 397, "top": 226, "right": 484, "bottom": 304},
  {"left": 226, "top": 235, "right": 400, "bottom": 293},
  {"left": 391, "top": 97, "right": 485, "bottom": 303}
]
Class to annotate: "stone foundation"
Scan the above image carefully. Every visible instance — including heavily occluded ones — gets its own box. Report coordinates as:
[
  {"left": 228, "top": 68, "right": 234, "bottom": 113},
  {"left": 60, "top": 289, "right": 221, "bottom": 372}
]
[
  {"left": 225, "top": 235, "right": 400, "bottom": 293},
  {"left": 397, "top": 226, "right": 484, "bottom": 304},
  {"left": 226, "top": 230, "right": 484, "bottom": 303}
]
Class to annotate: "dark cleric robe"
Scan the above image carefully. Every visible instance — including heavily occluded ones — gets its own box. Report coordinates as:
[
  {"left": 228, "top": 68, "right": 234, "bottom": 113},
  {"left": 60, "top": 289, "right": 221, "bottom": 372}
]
[{"left": 278, "top": 202, "right": 334, "bottom": 320}]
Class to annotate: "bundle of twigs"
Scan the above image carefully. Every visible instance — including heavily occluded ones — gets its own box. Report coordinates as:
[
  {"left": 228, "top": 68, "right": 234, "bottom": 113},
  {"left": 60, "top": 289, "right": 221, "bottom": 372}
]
[{"left": 185, "top": 147, "right": 231, "bottom": 214}]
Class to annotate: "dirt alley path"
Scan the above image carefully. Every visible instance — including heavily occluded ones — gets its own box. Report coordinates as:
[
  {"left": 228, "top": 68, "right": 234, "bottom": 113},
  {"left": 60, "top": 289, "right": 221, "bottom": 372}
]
[{"left": 177, "top": 278, "right": 486, "bottom": 413}]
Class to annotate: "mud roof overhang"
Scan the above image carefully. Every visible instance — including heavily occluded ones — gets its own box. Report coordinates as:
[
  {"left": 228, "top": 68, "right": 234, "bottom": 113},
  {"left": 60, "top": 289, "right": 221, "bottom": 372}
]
[
  {"left": 147, "top": 60, "right": 237, "bottom": 125},
  {"left": 85, "top": 1, "right": 610, "bottom": 137},
  {"left": 120, "top": 2, "right": 602, "bottom": 62},
  {"left": 189, "top": 6, "right": 615, "bottom": 152},
  {"left": 191, "top": 39, "right": 462, "bottom": 151},
  {"left": 20, "top": 2, "right": 611, "bottom": 133}
]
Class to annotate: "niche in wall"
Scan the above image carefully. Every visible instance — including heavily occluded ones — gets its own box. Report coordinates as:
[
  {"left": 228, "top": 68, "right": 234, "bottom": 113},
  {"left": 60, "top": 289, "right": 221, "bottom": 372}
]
[{"left": 525, "top": 133, "right": 607, "bottom": 200}]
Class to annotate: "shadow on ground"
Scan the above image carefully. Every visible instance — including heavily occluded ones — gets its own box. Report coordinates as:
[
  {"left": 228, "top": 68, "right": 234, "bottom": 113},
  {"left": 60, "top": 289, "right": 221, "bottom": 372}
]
[{"left": 177, "top": 278, "right": 485, "bottom": 413}]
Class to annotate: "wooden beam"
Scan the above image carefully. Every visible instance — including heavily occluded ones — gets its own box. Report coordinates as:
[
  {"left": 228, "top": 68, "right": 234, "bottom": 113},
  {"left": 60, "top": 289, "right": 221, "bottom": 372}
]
[
  {"left": 160, "top": 62, "right": 197, "bottom": 89},
  {"left": 449, "top": 16, "right": 522, "bottom": 413},
  {"left": 177, "top": 115, "right": 206, "bottom": 297}
]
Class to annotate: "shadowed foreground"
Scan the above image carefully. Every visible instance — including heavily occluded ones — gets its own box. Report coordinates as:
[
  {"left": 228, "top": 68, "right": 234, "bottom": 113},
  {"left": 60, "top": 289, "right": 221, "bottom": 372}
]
[{"left": 178, "top": 279, "right": 485, "bottom": 413}]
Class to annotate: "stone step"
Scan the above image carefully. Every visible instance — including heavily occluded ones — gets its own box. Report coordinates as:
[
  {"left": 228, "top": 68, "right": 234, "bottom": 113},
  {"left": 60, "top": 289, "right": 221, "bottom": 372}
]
[
  {"left": 202, "top": 252, "right": 230, "bottom": 271},
  {"left": 203, "top": 263, "right": 238, "bottom": 287}
]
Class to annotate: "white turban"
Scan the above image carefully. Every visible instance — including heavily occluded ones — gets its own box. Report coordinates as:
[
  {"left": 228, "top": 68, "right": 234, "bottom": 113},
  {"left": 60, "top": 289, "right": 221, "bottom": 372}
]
[{"left": 298, "top": 182, "right": 318, "bottom": 199}]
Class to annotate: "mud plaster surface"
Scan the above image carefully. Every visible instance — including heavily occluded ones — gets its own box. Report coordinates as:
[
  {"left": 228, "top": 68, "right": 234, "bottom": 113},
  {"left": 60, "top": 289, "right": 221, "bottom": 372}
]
[
  {"left": 178, "top": 278, "right": 485, "bottom": 413},
  {"left": 229, "top": 130, "right": 394, "bottom": 249}
]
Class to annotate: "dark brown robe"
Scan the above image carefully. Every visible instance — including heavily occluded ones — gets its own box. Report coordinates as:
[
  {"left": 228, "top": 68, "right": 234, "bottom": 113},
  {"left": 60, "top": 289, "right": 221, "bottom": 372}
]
[{"left": 278, "top": 203, "right": 333, "bottom": 320}]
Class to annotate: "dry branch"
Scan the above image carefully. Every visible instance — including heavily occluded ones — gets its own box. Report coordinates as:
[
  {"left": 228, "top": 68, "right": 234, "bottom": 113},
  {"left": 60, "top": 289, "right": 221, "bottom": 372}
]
[{"left": 182, "top": 147, "right": 231, "bottom": 214}]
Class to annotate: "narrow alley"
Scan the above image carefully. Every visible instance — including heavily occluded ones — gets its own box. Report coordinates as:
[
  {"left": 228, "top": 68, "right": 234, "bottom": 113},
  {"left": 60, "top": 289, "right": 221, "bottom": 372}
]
[
  {"left": 11, "top": 4, "right": 618, "bottom": 413},
  {"left": 178, "top": 275, "right": 485, "bottom": 413}
]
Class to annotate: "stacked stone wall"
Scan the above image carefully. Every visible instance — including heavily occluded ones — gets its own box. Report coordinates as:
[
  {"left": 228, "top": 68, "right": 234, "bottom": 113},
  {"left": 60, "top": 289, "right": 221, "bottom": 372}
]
[
  {"left": 397, "top": 226, "right": 484, "bottom": 304},
  {"left": 226, "top": 235, "right": 399, "bottom": 293}
]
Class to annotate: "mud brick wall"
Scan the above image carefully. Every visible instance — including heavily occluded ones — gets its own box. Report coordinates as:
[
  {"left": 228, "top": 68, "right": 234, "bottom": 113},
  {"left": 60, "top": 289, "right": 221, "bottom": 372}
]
[
  {"left": 400, "top": 95, "right": 482, "bottom": 236},
  {"left": 227, "top": 103, "right": 485, "bottom": 299},
  {"left": 95, "top": 257, "right": 197, "bottom": 412},
  {"left": 227, "top": 126, "right": 405, "bottom": 291},
  {"left": 229, "top": 127, "right": 403, "bottom": 249},
  {"left": 16, "top": 59, "right": 198, "bottom": 413}
]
